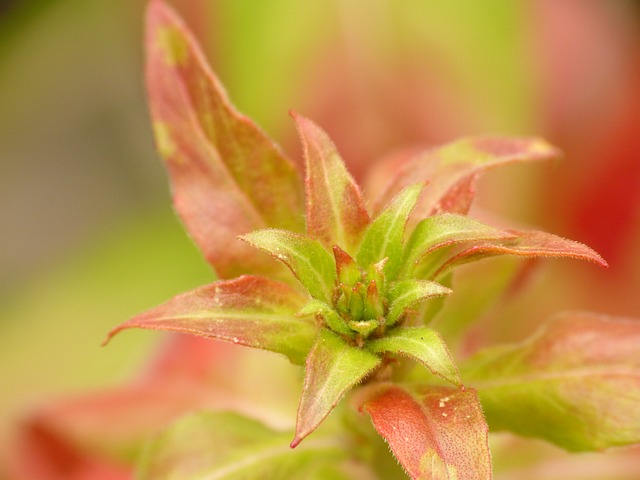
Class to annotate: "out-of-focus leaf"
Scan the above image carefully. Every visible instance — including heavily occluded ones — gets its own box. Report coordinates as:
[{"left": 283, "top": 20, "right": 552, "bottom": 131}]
[
  {"left": 462, "top": 312, "right": 640, "bottom": 451},
  {"left": 292, "top": 330, "right": 381, "bottom": 448},
  {"left": 435, "top": 229, "right": 607, "bottom": 278},
  {"left": 367, "top": 327, "right": 461, "bottom": 386},
  {"left": 357, "top": 183, "right": 423, "bottom": 280},
  {"left": 241, "top": 229, "right": 336, "bottom": 303},
  {"left": 375, "top": 136, "right": 560, "bottom": 218},
  {"left": 105, "top": 275, "right": 314, "bottom": 364},
  {"left": 403, "top": 213, "right": 514, "bottom": 276},
  {"left": 362, "top": 384, "right": 492, "bottom": 480},
  {"left": 386, "top": 279, "right": 451, "bottom": 325},
  {"left": 137, "top": 411, "right": 346, "bottom": 480},
  {"left": 293, "top": 113, "right": 370, "bottom": 253},
  {"left": 146, "top": 1, "right": 304, "bottom": 278}
]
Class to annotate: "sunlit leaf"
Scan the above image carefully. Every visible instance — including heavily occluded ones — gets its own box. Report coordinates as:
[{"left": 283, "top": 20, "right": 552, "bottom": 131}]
[
  {"left": 403, "top": 213, "right": 514, "bottom": 276},
  {"left": 434, "top": 229, "right": 607, "bottom": 278},
  {"left": 241, "top": 229, "right": 336, "bottom": 303},
  {"left": 292, "top": 330, "right": 381, "bottom": 447},
  {"left": 293, "top": 113, "right": 370, "bottom": 253},
  {"left": 375, "top": 136, "right": 560, "bottom": 217},
  {"left": 357, "top": 183, "right": 423, "bottom": 280},
  {"left": 362, "top": 384, "right": 492, "bottom": 480},
  {"left": 462, "top": 311, "right": 640, "bottom": 451},
  {"left": 367, "top": 327, "right": 461, "bottom": 386},
  {"left": 386, "top": 279, "right": 452, "bottom": 325},
  {"left": 105, "top": 275, "right": 314, "bottom": 364},
  {"left": 137, "top": 411, "right": 346, "bottom": 480},
  {"left": 146, "top": 1, "right": 304, "bottom": 278}
]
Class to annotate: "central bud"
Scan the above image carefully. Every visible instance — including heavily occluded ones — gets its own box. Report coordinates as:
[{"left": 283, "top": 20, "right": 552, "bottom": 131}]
[{"left": 332, "top": 246, "right": 389, "bottom": 339}]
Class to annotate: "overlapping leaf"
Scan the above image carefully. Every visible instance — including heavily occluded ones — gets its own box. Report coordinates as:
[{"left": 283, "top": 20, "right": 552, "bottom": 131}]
[
  {"left": 462, "top": 312, "right": 640, "bottom": 451},
  {"left": 386, "top": 279, "right": 452, "bottom": 325},
  {"left": 374, "top": 136, "right": 560, "bottom": 218},
  {"left": 146, "top": 1, "right": 304, "bottom": 278},
  {"left": 362, "top": 384, "right": 492, "bottom": 480},
  {"left": 138, "top": 411, "right": 346, "bottom": 480},
  {"left": 293, "top": 113, "right": 370, "bottom": 253},
  {"left": 105, "top": 276, "right": 314, "bottom": 364},
  {"left": 292, "top": 330, "right": 381, "bottom": 448}
]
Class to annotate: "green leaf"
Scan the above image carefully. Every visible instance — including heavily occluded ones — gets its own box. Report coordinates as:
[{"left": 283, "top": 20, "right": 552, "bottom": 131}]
[
  {"left": 293, "top": 113, "right": 370, "bottom": 253},
  {"left": 362, "top": 384, "right": 492, "bottom": 480},
  {"left": 146, "top": 1, "right": 304, "bottom": 278},
  {"left": 357, "top": 183, "right": 423, "bottom": 280},
  {"left": 386, "top": 279, "right": 452, "bottom": 325},
  {"left": 402, "top": 213, "right": 514, "bottom": 276},
  {"left": 137, "top": 411, "right": 346, "bottom": 480},
  {"left": 292, "top": 330, "right": 381, "bottom": 447},
  {"left": 298, "top": 299, "right": 353, "bottom": 337},
  {"left": 367, "top": 327, "right": 461, "bottom": 386},
  {"left": 375, "top": 136, "right": 560, "bottom": 217},
  {"left": 462, "top": 312, "right": 640, "bottom": 451},
  {"left": 241, "top": 229, "right": 336, "bottom": 303},
  {"left": 435, "top": 229, "right": 608, "bottom": 277},
  {"left": 105, "top": 275, "right": 314, "bottom": 365}
]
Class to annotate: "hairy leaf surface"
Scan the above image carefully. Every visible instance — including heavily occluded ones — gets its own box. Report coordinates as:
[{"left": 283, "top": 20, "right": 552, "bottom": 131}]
[
  {"left": 387, "top": 279, "right": 452, "bottom": 325},
  {"left": 367, "top": 327, "right": 461, "bottom": 386},
  {"left": 241, "top": 229, "right": 336, "bottom": 303},
  {"left": 292, "top": 330, "right": 381, "bottom": 447},
  {"left": 463, "top": 312, "right": 640, "bottom": 451},
  {"left": 146, "top": 1, "right": 304, "bottom": 277},
  {"left": 105, "top": 276, "right": 314, "bottom": 364},
  {"left": 293, "top": 113, "right": 370, "bottom": 253},
  {"left": 362, "top": 385, "right": 492, "bottom": 480}
]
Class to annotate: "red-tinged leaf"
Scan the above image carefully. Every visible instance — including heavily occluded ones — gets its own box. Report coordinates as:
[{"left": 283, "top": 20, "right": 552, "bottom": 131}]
[
  {"left": 462, "top": 312, "right": 640, "bottom": 451},
  {"left": 105, "top": 275, "right": 314, "bottom": 364},
  {"left": 402, "top": 213, "right": 515, "bottom": 276},
  {"left": 292, "top": 330, "right": 381, "bottom": 448},
  {"left": 357, "top": 183, "right": 423, "bottom": 281},
  {"left": 362, "top": 384, "right": 492, "bottom": 480},
  {"left": 367, "top": 327, "right": 461, "bottom": 386},
  {"left": 293, "top": 113, "right": 370, "bottom": 253},
  {"left": 241, "top": 229, "right": 336, "bottom": 303},
  {"left": 434, "top": 229, "right": 607, "bottom": 278},
  {"left": 375, "top": 136, "right": 560, "bottom": 217},
  {"left": 146, "top": 1, "right": 304, "bottom": 278}
]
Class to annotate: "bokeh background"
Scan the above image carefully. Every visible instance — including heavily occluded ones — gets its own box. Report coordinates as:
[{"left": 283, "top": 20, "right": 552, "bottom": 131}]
[{"left": 1, "top": 0, "right": 639, "bottom": 477}]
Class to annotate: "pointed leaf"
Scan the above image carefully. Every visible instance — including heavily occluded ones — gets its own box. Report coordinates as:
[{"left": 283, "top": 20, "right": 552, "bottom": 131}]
[
  {"left": 463, "top": 312, "right": 640, "bottom": 451},
  {"left": 367, "top": 327, "right": 461, "bottom": 386},
  {"left": 293, "top": 113, "right": 370, "bottom": 252},
  {"left": 403, "top": 213, "right": 515, "bottom": 275},
  {"left": 146, "top": 2, "right": 304, "bottom": 277},
  {"left": 241, "top": 229, "right": 336, "bottom": 303},
  {"left": 105, "top": 276, "right": 314, "bottom": 364},
  {"left": 138, "top": 411, "right": 346, "bottom": 480},
  {"left": 292, "top": 330, "right": 381, "bottom": 447},
  {"left": 387, "top": 279, "right": 452, "bottom": 325},
  {"left": 357, "top": 183, "right": 423, "bottom": 280},
  {"left": 362, "top": 384, "right": 492, "bottom": 480},
  {"left": 375, "top": 136, "right": 560, "bottom": 217},
  {"left": 435, "top": 229, "right": 608, "bottom": 277},
  {"left": 298, "top": 299, "right": 353, "bottom": 337}
]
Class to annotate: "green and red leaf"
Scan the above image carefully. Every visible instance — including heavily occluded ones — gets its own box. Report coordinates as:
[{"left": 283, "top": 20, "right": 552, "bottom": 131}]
[
  {"left": 105, "top": 275, "right": 314, "bottom": 364},
  {"left": 146, "top": 1, "right": 304, "bottom": 278},
  {"left": 293, "top": 113, "right": 370, "bottom": 253},
  {"left": 241, "top": 229, "right": 336, "bottom": 303},
  {"left": 367, "top": 327, "right": 461, "bottom": 386},
  {"left": 362, "top": 384, "right": 492, "bottom": 480},
  {"left": 357, "top": 183, "right": 423, "bottom": 281},
  {"left": 292, "top": 330, "right": 381, "bottom": 448},
  {"left": 462, "top": 312, "right": 640, "bottom": 451},
  {"left": 375, "top": 136, "right": 560, "bottom": 218},
  {"left": 434, "top": 229, "right": 607, "bottom": 278}
]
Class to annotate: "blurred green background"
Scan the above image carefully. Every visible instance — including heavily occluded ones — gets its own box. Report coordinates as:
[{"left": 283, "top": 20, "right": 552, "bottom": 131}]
[{"left": 1, "top": 0, "right": 639, "bottom": 471}]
